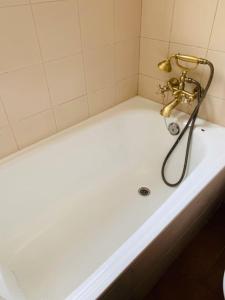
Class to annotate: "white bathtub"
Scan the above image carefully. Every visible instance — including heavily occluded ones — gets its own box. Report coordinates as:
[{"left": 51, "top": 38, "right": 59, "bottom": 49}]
[{"left": 0, "top": 96, "right": 225, "bottom": 300}]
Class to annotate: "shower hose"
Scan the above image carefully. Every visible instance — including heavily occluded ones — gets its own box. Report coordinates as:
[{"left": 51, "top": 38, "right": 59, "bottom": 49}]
[{"left": 162, "top": 61, "right": 214, "bottom": 187}]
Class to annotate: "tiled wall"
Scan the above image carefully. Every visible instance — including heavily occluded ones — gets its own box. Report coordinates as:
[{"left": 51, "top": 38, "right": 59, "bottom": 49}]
[
  {"left": 3, "top": 0, "right": 225, "bottom": 160},
  {"left": 139, "top": 0, "right": 225, "bottom": 127},
  {"left": 0, "top": 0, "right": 141, "bottom": 159}
]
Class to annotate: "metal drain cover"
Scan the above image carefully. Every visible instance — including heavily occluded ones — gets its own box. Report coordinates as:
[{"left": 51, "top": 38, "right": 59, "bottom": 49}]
[
  {"left": 168, "top": 122, "right": 180, "bottom": 136},
  {"left": 138, "top": 187, "right": 151, "bottom": 196}
]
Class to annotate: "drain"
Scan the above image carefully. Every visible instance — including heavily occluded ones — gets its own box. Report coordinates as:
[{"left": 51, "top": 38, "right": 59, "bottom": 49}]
[
  {"left": 138, "top": 187, "right": 151, "bottom": 196},
  {"left": 168, "top": 122, "right": 180, "bottom": 136}
]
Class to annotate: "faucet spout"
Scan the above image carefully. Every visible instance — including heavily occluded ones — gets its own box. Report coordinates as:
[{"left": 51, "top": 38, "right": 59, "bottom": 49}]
[{"left": 160, "top": 96, "right": 181, "bottom": 117}]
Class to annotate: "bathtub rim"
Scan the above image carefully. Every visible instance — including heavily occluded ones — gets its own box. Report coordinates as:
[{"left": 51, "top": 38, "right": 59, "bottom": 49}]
[
  {"left": 0, "top": 96, "right": 158, "bottom": 168},
  {"left": 0, "top": 96, "right": 223, "bottom": 169}
]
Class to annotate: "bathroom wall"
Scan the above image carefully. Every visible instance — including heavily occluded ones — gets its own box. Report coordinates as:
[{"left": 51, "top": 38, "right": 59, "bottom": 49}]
[
  {"left": 139, "top": 0, "right": 225, "bottom": 127},
  {"left": 0, "top": 0, "right": 141, "bottom": 159}
]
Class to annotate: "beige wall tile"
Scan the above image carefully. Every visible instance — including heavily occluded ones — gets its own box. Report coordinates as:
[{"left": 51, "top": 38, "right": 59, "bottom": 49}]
[
  {"left": 13, "top": 110, "right": 56, "bottom": 148},
  {"left": 116, "top": 38, "right": 140, "bottom": 81},
  {"left": 45, "top": 55, "right": 86, "bottom": 105},
  {"left": 141, "top": 0, "right": 174, "bottom": 41},
  {"left": 140, "top": 38, "right": 169, "bottom": 80},
  {"left": 199, "top": 95, "right": 225, "bottom": 127},
  {"left": 0, "top": 0, "right": 28, "bottom": 7},
  {"left": 171, "top": 0, "right": 218, "bottom": 48},
  {"left": 78, "top": 0, "right": 114, "bottom": 49},
  {"left": 88, "top": 86, "right": 116, "bottom": 116},
  {"left": 0, "top": 65, "right": 51, "bottom": 122},
  {"left": 205, "top": 50, "right": 225, "bottom": 99},
  {"left": 138, "top": 75, "right": 164, "bottom": 104},
  {"left": 84, "top": 45, "right": 115, "bottom": 92},
  {"left": 0, "top": 100, "right": 8, "bottom": 128},
  {"left": 54, "top": 96, "right": 89, "bottom": 130},
  {"left": 209, "top": 0, "right": 225, "bottom": 52},
  {"left": 0, "top": 126, "right": 18, "bottom": 158},
  {"left": 0, "top": 6, "right": 40, "bottom": 73},
  {"left": 0, "top": 0, "right": 143, "bottom": 159},
  {"left": 115, "top": 0, "right": 141, "bottom": 42},
  {"left": 32, "top": 0, "right": 81, "bottom": 61},
  {"left": 116, "top": 75, "right": 138, "bottom": 104}
]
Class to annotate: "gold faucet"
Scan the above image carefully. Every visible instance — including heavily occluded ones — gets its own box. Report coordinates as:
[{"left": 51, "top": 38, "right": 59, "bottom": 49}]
[
  {"left": 160, "top": 96, "right": 180, "bottom": 118},
  {"left": 158, "top": 54, "right": 206, "bottom": 117}
]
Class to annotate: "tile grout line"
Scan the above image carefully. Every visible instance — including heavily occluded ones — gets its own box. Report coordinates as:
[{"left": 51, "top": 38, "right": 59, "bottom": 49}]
[
  {"left": 76, "top": 0, "right": 91, "bottom": 118},
  {"left": 0, "top": 52, "right": 83, "bottom": 77},
  {"left": 137, "top": 0, "right": 144, "bottom": 95},
  {"left": 205, "top": 0, "right": 220, "bottom": 58},
  {"left": 29, "top": 0, "right": 59, "bottom": 132},
  {"left": 0, "top": 0, "right": 63, "bottom": 9},
  {"left": 76, "top": 0, "right": 90, "bottom": 117},
  {"left": 140, "top": 35, "right": 225, "bottom": 54},
  {"left": 9, "top": 95, "right": 88, "bottom": 125},
  {"left": 0, "top": 97, "right": 20, "bottom": 150},
  {"left": 113, "top": 0, "right": 117, "bottom": 103},
  {"left": 167, "top": 0, "right": 176, "bottom": 56}
]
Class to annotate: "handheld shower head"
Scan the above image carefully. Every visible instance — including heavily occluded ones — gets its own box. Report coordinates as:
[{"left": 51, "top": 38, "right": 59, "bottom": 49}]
[
  {"left": 158, "top": 59, "right": 172, "bottom": 72},
  {"left": 158, "top": 54, "right": 208, "bottom": 73}
]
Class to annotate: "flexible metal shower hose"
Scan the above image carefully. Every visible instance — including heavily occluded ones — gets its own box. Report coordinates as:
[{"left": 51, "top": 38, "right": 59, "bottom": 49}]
[{"left": 161, "top": 62, "right": 214, "bottom": 187}]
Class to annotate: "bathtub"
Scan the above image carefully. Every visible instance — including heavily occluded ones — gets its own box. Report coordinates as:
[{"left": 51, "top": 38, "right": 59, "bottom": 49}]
[{"left": 0, "top": 96, "right": 225, "bottom": 300}]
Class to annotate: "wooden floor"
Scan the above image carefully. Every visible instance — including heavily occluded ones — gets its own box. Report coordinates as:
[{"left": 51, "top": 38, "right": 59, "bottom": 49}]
[{"left": 145, "top": 200, "right": 225, "bottom": 300}]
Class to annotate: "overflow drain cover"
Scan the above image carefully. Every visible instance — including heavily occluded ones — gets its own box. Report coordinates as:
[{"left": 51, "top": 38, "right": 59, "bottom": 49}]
[
  {"left": 168, "top": 122, "right": 180, "bottom": 136},
  {"left": 138, "top": 187, "right": 151, "bottom": 196}
]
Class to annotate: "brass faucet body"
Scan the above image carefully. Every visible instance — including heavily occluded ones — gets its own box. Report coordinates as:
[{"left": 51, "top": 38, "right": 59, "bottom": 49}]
[
  {"left": 158, "top": 54, "right": 205, "bottom": 117},
  {"left": 159, "top": 71, "right": 198, "bottom": 117}
]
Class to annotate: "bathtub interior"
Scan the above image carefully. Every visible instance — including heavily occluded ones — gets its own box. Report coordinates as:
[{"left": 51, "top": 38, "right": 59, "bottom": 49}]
[{"left": 0, "top": 98, "right": 215, "bottom": 299}]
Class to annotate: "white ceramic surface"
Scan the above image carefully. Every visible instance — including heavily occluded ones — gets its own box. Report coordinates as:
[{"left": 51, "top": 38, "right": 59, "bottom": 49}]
[{"left": 0, "top": 97, "right": 225, "bottom": 300}]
